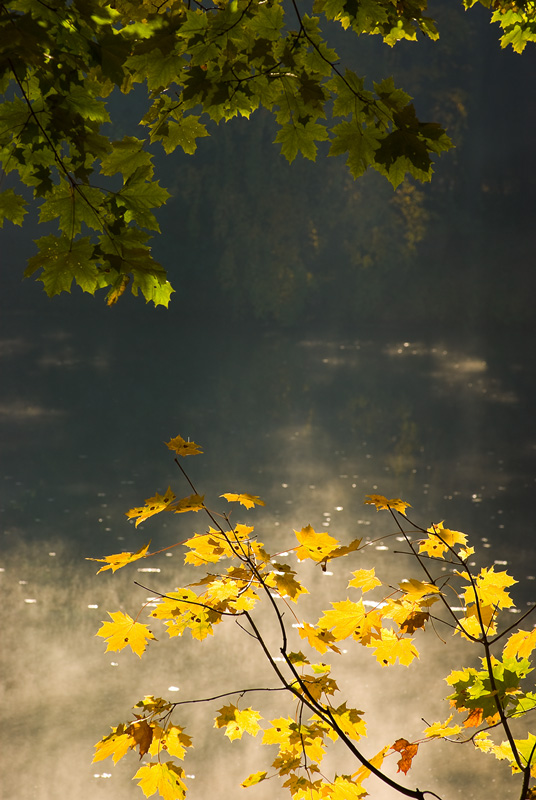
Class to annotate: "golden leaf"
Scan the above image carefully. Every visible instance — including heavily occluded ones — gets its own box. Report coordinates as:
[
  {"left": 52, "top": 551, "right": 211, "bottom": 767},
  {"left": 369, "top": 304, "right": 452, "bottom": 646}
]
[
  {"left": 126, "top": 487, "right": 176, "bottom": 527},
  {"left": 134, "top": 761, "right": 188, "bottom": 800},
  {"left": 220, "top": 492, "right": 265, "bottom": 509},
  {"left": 96, "top": 611, "right": 156, "bottom": 657},
  {"left": 165, "top": 434, "right": 203, "bottom": 456},
  {"left": 364, "top": 495, "right": 411, "bottom": 514},
  {"left": 295, "top": 525, "right": 340, "bottom": 562},
  {"left": 87, "top": 542, "right": 151, "bottom": 573}
]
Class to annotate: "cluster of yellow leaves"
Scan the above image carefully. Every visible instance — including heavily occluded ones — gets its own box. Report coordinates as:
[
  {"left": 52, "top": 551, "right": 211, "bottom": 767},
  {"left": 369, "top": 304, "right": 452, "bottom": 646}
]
[
  {"left": 312, "top": 570, "right": 439, "bottom": 667},
  {"left": 94, "top": 696, "right": 193, "bottom": 800},
  {"left": 92, "top": 454, "right": 536, "bottom": 800}
]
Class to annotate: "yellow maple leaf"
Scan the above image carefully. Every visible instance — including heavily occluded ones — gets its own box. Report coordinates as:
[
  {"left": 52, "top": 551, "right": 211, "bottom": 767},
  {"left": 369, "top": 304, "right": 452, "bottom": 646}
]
[
  {"left": 183, "top": 530, "right": 233, "bottom": 565},
  {"left": 419, "top": 521, "right": 467, "bottom": 559},
  {"left": 503, "top": 627, "right": 536, "bottom": 660},
  {"left": 424, "top": 715, "right": 462, "bottom": 738},
  {"left": 353, "top": 745, "right": 389, "bottom": 783},
  {"left": 87, "top": 542, "right": 151, "bottom": 574},
  {"left": 214, "top": 704, "right": 263, "bottom": 741},
  {"left": 298, "top": 622, "right": 342, "bottom": 654},
  {"left": 463, "top": 566, "right": 517, "bottom": 609},
  {"left": 220, "top": 492, "right": 265, "bottom": 509},
  {"left": 398, "top": 579, "right": 440, "bottom": 600},
  {"left": 330, "top": 703, "right": 367, "bottom": 742},
  {"left": 364, "top": 495, "right": 411, "bottom": 514},
  {"left": 329, "top": 775, "right": 367, "bottom": 799},
  {"left": 317, "top": 599, "right": 367, "bottom": 640},
  {"left": 172, "top": 493, "right": 205, "bottom": 513},
  {"left": 348, "top": 568, "right": 382, "bottom": 593},
  {"left": 367, "top": 628, "right": 419, "bottom": 666},
  {"left": 295, "top": 525, "right": 340, "bottom": 562},
  {"left": 165, "top": 435, "right": 203, "bottom": 456},
  {"left": 96, "top": 611, "right": 156, "bottom": 658},
  {"left": 134, "top": 761, "right": 188, "bottom": 800},
  {"left": 93, "top": 725, "right": 135, "bottom": 764},
  {"left": 149, "top": 724, "right": 192, "bottom": 759},
  {"left": 241, "top": 771, "right": 268, "bottom": 788},
  {"left": 126, "top": 487, "right": 176, "bottom": 528},
  {"left": 265, "top": 563, "right": 309, "bottom": 602}
]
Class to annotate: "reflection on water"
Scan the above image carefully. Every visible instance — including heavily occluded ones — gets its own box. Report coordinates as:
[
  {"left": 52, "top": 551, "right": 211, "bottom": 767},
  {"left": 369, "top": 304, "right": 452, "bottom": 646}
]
[{"left": 1, "top": 311, "right": 535, "bottom": 799}]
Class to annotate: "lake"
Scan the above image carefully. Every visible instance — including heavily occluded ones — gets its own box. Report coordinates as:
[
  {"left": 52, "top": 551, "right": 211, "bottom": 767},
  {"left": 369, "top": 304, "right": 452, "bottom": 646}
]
[{"left": 1, "top": 295, "right": 535, "bottom": 800}]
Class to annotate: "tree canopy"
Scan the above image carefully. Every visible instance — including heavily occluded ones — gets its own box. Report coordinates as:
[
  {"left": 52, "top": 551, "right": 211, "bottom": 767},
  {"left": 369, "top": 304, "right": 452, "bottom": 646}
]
[{"left": 0, "top": 0, "right": 534, "bottom": 306}]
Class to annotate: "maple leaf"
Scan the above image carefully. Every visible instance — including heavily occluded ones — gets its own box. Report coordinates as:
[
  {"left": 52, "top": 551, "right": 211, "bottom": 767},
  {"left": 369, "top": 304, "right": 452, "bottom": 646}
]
[
  {"left": 317, "top": 599, "right": 367, "bottom": 640},
  {"left": 126, "top": 720, "right": 153, "bottom": 758},
  {"left": 96, "top": 611, "right": 156, "bottom": 658},
  {"left": 214, "top": 704, "right": 263, "bottom": 741},
  {"left": 398, "top": 579, "right": 440, "bottom": 601},
  {"left": 364, "top": 494, "right": 411, "bottom": 514},
  {"left": 126, "top": 487, "right": 176, "bottom": 527},
  {"left": 241, "top": 771, "right": 268, "bottom": 788},
  {"left": 93, "top": 724, "right": 136, "bottom": 764},
  {"left": 329, "top": 775, "right": 367, "bottom": 799},
  {"left": 329, "top": 703, "right": 367, "bottom": 742},
  {"left": 391, "top": 738, "right": 419, "bottom": 774},
  {"left": 462, "top": 566, "right": 517, "bottom": 609},
  {"left": 295, "top": 525, "right": 340, "bottom": 562},
  {"left": 367, "top": 628, "right": 419, "bottom": 667},
  {"left": 165, "top": 434, "right": 203, "bottom": 456},
  {"left": 503, "top": 628, "right": 536, "bottom": 661},
  {"left": 220, "top": 492, "right": 265, "bottom": 509},
  {"left": 348, "top": 568, "right": 382, "bottom": 593},
  {"left": 172, "top": 493, "right": 205, "bottom": 513},
  {"left": 183, "top": 530, "right": 234, "bottom": 565},
  {"left": 419, "top": 521, "right": 468, "bottom": 559},
  {"left": 266, "top": 563, "right": 309, "bottom": 602},
  {"left": 87, "top": 542, "right": 151, "bottom": 573},
  {"left": 353, "top": 746, "right": 389, "bottom": 783},
  {"left": 149, "top": 724, "right": 192, "bottom": 759},
  {"left": 423, "top": 715, "right": 462, "bottom": 738},
  {"left": 298, "top": 622, "right": 342, "bottom": 654},
  {"left": 134, "top": 761, "right": 188, "bottom": 800}
]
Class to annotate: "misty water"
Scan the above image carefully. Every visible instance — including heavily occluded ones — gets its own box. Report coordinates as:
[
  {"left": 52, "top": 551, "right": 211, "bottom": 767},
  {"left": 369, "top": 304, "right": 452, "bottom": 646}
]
[{"left": 2, "top": 296, "right": 536, "bottom": 800}]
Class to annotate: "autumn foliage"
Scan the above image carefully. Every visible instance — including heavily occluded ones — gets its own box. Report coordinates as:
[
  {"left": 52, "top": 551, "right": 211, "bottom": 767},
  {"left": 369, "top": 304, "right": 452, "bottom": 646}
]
[{"left": 90, "top": 436, "right": 536, "bottom": 800}]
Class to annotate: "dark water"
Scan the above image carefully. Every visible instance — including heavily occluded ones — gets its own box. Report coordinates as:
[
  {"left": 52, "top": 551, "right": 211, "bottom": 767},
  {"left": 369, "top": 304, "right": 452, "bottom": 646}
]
[{"left": 1, "top": 294, "right": 535, "bottom": 800}]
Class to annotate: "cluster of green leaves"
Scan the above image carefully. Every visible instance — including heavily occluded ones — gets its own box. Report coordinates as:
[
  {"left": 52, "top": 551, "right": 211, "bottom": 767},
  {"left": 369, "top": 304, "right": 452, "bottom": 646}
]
[
  {"left": 90, "top": 436, "right": 536, "bottom": 800},
  {"left": 0, "top": 0, "right": 531, "bottom": 305}
]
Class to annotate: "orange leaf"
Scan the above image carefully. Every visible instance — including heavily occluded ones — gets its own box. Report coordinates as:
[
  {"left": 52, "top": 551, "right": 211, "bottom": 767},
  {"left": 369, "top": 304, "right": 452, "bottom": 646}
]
[{"left": 391, "top": 738, "right": 419, "bottom": 774}]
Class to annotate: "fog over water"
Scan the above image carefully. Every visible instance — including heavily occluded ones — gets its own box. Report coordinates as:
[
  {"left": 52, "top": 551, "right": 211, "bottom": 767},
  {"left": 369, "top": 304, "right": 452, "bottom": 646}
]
[{"left": 1, "top": 300, "right": 535, "bottom": 800}]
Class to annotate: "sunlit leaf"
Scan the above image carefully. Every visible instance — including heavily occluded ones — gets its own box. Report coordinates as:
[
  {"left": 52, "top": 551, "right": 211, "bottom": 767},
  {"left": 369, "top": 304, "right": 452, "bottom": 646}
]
[
  {"left": 87, "top": 542, "right": 151, "bottom": 573},
  {"left": 220, "top": 492, "right": 265, "bottom": 509},
  {"left": 96, "top": 611, "right": 156, "bottom": 657}
]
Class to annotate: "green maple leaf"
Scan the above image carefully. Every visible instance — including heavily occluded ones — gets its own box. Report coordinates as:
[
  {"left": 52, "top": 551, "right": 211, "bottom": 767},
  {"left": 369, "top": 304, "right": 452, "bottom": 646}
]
[
  {"left": 25, "top": 234, "right": 98, "bottom": 295},
  {"left": 0, "top": 189, "right": 27, "bottom": 227},
  {"left": 274, "top": 121, "right": 329, "bottom": 162},
  {"left": 100, "top": 137, "right": 153, "bottom": 180},
  {"left": 155, "top": 115, "right": 209, "bottom": 155}
]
